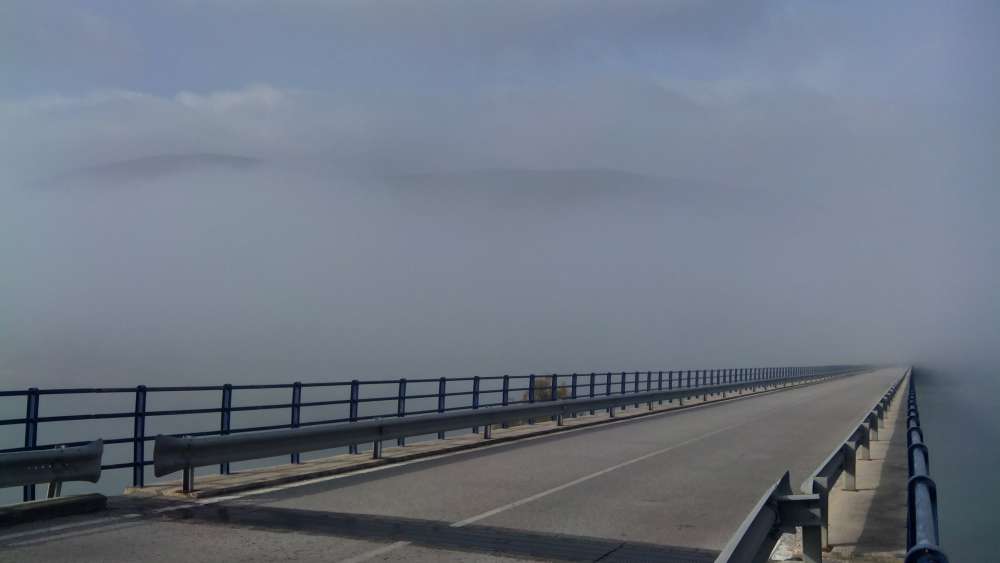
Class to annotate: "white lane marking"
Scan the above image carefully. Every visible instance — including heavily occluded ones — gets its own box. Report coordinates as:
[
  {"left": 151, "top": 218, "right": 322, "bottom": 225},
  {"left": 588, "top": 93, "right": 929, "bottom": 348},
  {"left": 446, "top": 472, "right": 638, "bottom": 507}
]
[
  {"left": 3, "top": 520, "right": 144, "bottom": 548},
  {"left": 337, "top": 541, "right": 412, "bottom": 563},
  {"left": 0, "top": 516, "right": 135, "bottom": 543},
  {"left": 333, "top": 412, "right": 772, "bottom": 563},
  {"left": 0, "top": 503, "right": 199, "bottom": 544}
]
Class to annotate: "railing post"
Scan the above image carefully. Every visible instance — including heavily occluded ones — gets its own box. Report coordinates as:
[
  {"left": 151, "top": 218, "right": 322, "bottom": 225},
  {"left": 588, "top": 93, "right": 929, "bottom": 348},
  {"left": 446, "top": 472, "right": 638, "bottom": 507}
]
[
  {"left": 646, "top": 371, "right": 653, "bottom": 410},
  {"left": 397, "top": 378, "right": 407, "bottom": 445},
  {"left": 219, "top": 384, "right": 232, "bottom": 474},
  {"left": 571, "top": 373, "right": 579, "bottom": 418},
  {"left": 526, "top": 374, "right": 536, "bottom": 424},
  {"left": 291, "top": 382, "right": 302, "bottom": 464},
  {"left": 658, "top": 371, "right": 664, "bottom": 405},
  {"left": 437, "top": 377, "right": 447, "bottom": 437},
  {"left": 551, "top": 374, "right": 563, "bottom": 425},
  {"left": 632, "top": 371, "right": 639, "bottom": 408},
  {"left": 22, "top": 388, "right": 39, "bottom": 502},
  {"left": 133, "top": 385, "right": 148, "bottom": 486},
  {"left": 605, "top": 372, "right": 612, "bottom": 415},
  {"left": 472, "top": 376, "right": 481, "bottom": 433},
  {"left": 501, "top": 375, "right": 510, "bottom": 428},
  {"left": 349, "top": 380, "right": 360, "bottom": 454},
  {"left": 589, "top": 372, "right": 596, "bottom": 415}
]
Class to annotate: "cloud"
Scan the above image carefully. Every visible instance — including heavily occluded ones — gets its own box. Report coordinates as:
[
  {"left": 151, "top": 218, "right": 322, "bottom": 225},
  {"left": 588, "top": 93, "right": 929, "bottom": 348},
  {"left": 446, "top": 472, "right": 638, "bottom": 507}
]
[{"left": 175, "top": 84, "right": 287, "bottom": 112}]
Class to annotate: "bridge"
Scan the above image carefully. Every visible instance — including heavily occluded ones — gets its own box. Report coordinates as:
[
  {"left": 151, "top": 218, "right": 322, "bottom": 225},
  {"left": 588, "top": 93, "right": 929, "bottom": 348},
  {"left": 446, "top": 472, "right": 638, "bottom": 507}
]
[{"left": 0, "top": 366, "right": 946, "bottom": 562}]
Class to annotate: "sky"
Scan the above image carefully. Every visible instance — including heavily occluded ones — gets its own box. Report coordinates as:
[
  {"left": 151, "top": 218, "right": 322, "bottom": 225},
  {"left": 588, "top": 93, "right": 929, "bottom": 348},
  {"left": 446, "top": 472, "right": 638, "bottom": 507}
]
[
  {"left": 0, "top": 1, "right": 997, "bottom": 385},
  {"left": 1, "top": 0, "right": 999, "bottom": 556}
]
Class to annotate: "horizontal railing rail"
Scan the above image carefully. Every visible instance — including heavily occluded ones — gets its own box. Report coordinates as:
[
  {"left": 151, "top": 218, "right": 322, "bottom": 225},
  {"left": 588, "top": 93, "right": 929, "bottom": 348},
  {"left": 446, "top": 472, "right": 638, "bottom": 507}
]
[
  {"left": 0, "top": 440, "right": 103, "bottom": 500},
  {"left": 905, "top": 375, "right": 948, "bottom": 563},
  {"left": 1, "top": 364, "right": 863, "bottom": 501},
  {"left": 718, "top": 368, "right": 906, "bottom": 563},
  {"left": 155, "top": 366, "right": 867, "bottom": 493}
]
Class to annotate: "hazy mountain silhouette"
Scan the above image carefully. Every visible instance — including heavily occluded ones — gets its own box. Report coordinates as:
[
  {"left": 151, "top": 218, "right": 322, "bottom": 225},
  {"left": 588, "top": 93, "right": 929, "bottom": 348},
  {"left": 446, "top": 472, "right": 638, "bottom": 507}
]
[
  {"left": 43, "top": 153, "right": 260, "bottom": 187},
  {"left": 377, "top": 168, "right": 728, "bottom": 209}
]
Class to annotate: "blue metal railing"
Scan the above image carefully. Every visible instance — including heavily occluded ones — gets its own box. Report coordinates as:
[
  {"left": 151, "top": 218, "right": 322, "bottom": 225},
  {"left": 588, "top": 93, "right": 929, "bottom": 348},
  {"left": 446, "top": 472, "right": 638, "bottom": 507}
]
[
  {"left": 905, "top": 374, "right": 949, "bottom": 563},
  {"left": 1, "top": 365, "right": 852, "bottom": 501}
]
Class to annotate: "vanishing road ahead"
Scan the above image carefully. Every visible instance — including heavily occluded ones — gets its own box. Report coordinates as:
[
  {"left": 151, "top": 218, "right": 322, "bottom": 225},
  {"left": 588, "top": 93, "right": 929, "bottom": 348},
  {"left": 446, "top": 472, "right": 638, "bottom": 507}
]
[{"left": 0, "top": 368, "right": 903, "bottom": 563}]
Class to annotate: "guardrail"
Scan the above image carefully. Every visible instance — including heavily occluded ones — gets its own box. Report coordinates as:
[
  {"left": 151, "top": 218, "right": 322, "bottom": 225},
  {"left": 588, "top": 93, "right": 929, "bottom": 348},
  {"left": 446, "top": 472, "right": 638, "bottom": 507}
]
[
  {"left": 713, "top": 471, "right": 822, "bottom": 563},
  {"left": 905, "top": 375, "right": 948, "bottom": 563},
  {"left": 0, "top": 440, "right": 103, "bottom": 499},
  {"left": 155, "top": 366, "right": 867, "bottom": 493},
  {"left": 1, "top": 364, "right": 859, "bottom": 501},
  {"left": 717, "top": 368, "right": 905, "bottom": 563}
]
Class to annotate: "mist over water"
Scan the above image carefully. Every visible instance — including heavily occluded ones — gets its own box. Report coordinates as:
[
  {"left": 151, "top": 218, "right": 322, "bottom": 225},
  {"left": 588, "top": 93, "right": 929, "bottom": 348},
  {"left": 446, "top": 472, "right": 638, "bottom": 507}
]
[{"left": 2, "top": 2, "right": 998, "bottom": 559}]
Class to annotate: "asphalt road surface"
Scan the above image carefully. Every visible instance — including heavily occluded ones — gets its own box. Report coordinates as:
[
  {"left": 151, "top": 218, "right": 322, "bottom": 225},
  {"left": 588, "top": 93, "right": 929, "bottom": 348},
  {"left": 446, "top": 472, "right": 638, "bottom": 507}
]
[{"left": 0, "top": 368, "right": 903, "bottom": 563}]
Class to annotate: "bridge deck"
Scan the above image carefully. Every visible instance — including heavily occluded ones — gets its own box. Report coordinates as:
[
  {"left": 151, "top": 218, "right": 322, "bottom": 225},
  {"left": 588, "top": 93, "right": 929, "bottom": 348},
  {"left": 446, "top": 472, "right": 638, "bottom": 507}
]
[{"left": 0, "top": 368, "right": 903, "bottom": 563}]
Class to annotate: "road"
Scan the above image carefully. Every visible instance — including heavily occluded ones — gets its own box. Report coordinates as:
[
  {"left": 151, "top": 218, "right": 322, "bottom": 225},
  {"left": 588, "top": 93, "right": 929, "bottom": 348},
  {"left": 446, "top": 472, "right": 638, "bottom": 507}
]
[{"left": 0, "top": 368, "right": 902, "bottom": 563}]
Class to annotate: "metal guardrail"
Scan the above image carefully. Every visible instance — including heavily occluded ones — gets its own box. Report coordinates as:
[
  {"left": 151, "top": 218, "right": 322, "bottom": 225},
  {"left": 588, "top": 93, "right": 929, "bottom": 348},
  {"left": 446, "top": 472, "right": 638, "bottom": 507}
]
[
  {"left": 2, "top": 364, "right": 858, "bottom": 501},
  {"left": 717, "top": 369, "right": 905, "bottom": 563},
  {"left": 155, "top": 367, "right": 867, "bottom": 493},
  {"left": 0, "top": 440, "right": 103, "bottom": 499},
  {"left": 713, "top": 471, "right": 822, "bottom": 563},
  {"left": 905, "top": 375, "right": 948, "bottom": 563}
]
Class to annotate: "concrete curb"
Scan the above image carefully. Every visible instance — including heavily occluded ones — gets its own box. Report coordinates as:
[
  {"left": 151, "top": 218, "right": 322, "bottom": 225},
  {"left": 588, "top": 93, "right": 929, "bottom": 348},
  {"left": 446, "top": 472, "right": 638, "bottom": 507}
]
[
  {"left": 129, "top": 374, "right": 855, "bottom": 500},
  {"left": 0, "top": 493, "right": 108, "bottom": 527}
]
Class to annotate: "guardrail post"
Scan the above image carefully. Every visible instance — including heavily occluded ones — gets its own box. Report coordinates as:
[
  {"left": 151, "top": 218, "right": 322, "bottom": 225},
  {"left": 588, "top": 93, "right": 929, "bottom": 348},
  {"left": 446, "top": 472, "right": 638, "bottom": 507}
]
[
  {"left": 844, "top": 443, "right": 857, "bottom": 491},
  {"left": 46, "top": 473, "right": 62, "bottom": 499},
  {"left": 22, "top": 387, "right": 39, "bottom": 502},
  {"left": 133, "top": 385, "right": 148, "bottom": 486},
  {"left": 349, "top": 380, "right": 360, "bottom": 453},
  {"left": 472, "top": 376, "right": 481, "bottom": 433},
  {"left": 858, "top": 421, "right": 870, "bottom": 461},
  {"left": 437, "top": 377, "right": 447, "bottom": 436},
  {"left": 802, "top": 525, "right": 823, "bottom": 563},
  {"left": 397, "top": 378, "right": 407, "bottom": 446},
  {"left": 219, "top": 384, "right": 232, "bottom": 474},
  {"left": 291, "top": 382, "right": 302, "bottom": 464},
  {"left": 182, "top": 465, "right": 194, "bottom": 494}
]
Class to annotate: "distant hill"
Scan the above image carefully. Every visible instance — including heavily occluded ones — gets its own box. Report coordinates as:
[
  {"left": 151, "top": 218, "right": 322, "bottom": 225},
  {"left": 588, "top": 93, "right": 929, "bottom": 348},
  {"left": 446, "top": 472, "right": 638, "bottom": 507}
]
[
  {"left": 43, "top": 153, "right": 259, "bottom": 187},
  {"left": 378, "top": 168, "right": 712, "bottom": 207}
]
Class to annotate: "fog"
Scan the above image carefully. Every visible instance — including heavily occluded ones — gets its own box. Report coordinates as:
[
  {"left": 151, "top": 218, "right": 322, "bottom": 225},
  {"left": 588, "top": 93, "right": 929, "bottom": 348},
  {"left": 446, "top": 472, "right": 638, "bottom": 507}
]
[{"left": 1, "top": 1, "right": 997, "bottom": 556}]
